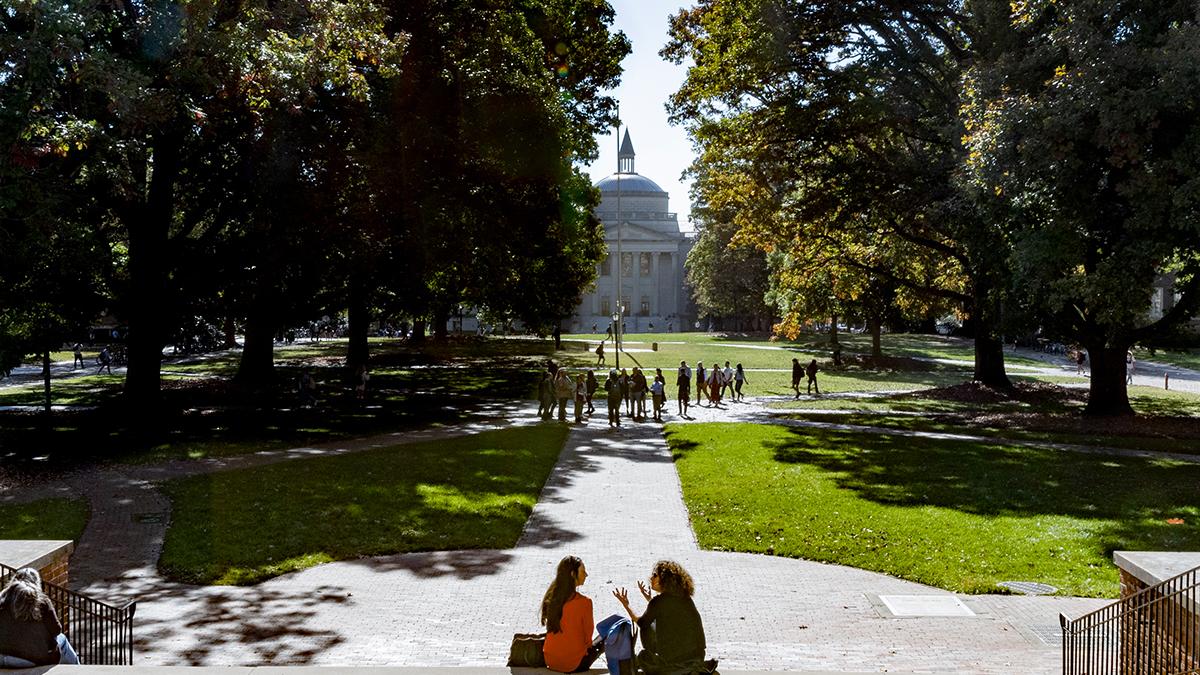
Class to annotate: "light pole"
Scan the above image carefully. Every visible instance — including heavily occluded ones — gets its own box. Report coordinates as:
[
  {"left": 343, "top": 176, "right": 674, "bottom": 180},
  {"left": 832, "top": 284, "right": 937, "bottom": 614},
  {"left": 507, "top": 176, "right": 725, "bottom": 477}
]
[{"left": 614, "top": 104, "right": 623, "bottom": 370}]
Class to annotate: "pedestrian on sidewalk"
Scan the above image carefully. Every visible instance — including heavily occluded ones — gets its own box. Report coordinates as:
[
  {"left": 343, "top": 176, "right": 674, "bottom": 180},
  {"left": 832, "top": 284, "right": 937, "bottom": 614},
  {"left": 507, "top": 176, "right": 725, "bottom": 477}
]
[
  {"left": 632, "top": 368, "right": 648, "bottom": 420},
  {"left": 791, "top": 358, "right": 802, "bottom": 399},
  {"left": 354, "top": 364, "right": 369, "bottom": 402},
  {"left": 676, "top": 361, "right": 691, "bottom": 417},
  {"left": 707, "top": 365, "right": 723, "bottom": 408},
  {"left": 72, "top": 343, "right": 84, "bottom": 369},
  {"left": 605, "top": 370, "right": 622, "bottom": 427},
  {"left": 620, "top": 368, "right": 632, "bottom": 417},
  {"left": 541, "top": 556, "right": 603, "bottom": 673},
  {"left": 613, "top": 560, "right": 709, "bottom": 675},
  {"left": 554, "top": 370, "right": 573, "bottom": 422},
  {"left": 96, "top": 347, "right": 112, "bottom": 375},
  {"left": 695, "top": 362, "right": 707, "bottom": 407},
  {"left": 585, "top": 370, "right": 598, "bottom": 415},
  {"left": 806, "top": 358, "right": 821, "bottom": 395},
  {"left": 1126, "top": 349, "right": 1136, "bottom": 384},
  {"left": 651, "top": 368, "right": 666, "bottom": 422},
  {"left": 537, "top": 370, "right": 553, "bottom": 420},
  {"left": 734, "top": 363, "right": 749, "bottom": 401},
  {"left": 595, "top": 341, "right": 606, "bottom": 366},
  {"left": 1075, "top": 349, "right": 1088, "bottom": 376},
  {"left": 574, "top": 374, "right": 587, "bottom": 424},
  {"left": 720, "top": 361, "right": 734, "bottom": 400},
  {"left": 0, "top": 568, "right": 81, "bottom": 666}
]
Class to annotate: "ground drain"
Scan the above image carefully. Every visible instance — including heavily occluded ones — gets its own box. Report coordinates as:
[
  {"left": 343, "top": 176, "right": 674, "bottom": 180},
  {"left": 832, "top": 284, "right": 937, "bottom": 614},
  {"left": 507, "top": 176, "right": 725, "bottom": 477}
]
[{"left": 998, "top": 581, "right": 1058, "bottom": 595}]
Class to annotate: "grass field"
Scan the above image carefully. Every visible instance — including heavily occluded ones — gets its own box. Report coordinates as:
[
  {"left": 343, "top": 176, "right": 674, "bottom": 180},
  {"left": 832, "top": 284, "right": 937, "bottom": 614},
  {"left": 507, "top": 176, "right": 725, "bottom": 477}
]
[
  {"left": 158, "top": 425, "right": 568, "bottom": 585},
  {"left": 666, "top": 423, "right": 1200, "bottom": 597},
  {"left": 0, "top": 498, "right": 89, "bottom": 542}
]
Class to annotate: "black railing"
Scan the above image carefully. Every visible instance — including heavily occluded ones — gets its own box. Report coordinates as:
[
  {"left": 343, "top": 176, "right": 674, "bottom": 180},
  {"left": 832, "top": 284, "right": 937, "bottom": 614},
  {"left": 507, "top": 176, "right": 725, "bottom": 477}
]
[
  {"left": 0, "top": 563, "right": 136, "bottom": 665},
  {"left": 1061, "top": 565, "right": 1199, "bottom": 674}
]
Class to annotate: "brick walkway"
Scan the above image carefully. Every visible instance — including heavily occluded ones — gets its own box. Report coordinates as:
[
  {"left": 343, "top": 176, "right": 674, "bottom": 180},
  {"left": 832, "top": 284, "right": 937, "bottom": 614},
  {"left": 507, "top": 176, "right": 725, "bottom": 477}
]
[{"left": 1, "top": 402, "right": 1112, "bottom": 672}]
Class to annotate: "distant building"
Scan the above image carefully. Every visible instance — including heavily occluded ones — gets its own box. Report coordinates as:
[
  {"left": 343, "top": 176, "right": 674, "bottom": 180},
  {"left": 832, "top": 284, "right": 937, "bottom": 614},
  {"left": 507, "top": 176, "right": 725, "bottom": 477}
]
[{"left": 572, "top": 131, "right": 695, "bottom": 333}]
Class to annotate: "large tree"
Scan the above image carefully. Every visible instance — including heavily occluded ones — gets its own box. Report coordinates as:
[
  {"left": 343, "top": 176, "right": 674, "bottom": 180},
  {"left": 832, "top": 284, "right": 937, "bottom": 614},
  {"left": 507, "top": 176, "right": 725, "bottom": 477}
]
[
  {"left": 664, "top": 0, "right": 1016, "bottom": 385},
  {"left": 962, "top": 0, "right": 1200, "bottom": 415}
]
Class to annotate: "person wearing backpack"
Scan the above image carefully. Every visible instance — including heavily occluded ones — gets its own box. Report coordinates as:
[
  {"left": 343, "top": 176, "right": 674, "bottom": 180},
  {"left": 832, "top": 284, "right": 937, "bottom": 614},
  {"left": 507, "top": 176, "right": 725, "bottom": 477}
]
[
  {"left": 604, "top": 370, "right": 622, "bottom": 427},
  {"left": 541, "top": 556, "right": 602, "bottom": 673},
  {"left": 613, "top": 560, "right": 712, "bottom": 675}
]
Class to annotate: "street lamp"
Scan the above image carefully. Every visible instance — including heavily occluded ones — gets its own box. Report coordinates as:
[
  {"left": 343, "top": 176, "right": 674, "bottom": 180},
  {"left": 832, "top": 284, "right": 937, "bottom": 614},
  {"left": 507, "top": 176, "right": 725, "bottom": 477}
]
[{"left": 611, "top": 311, "right": 621, "bottom": 369}]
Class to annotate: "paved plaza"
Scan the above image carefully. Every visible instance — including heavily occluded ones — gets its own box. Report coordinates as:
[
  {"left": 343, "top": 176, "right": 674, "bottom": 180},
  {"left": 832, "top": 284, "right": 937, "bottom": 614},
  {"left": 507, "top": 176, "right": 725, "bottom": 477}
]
[{"left": 1, "top": 393, "right": 1123, "bottom": 673}]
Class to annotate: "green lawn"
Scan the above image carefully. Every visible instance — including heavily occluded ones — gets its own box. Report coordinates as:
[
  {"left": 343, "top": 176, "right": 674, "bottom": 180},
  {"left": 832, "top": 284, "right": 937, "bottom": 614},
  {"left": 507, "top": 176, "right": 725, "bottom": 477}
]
[
  {"left": 0, "top": 499, "right": 89, "bottom": 542},
  {"left": 158, "top": 425, "right": 569, "bottom": 585},
  {"left": 665, "top": 423, "right": 1200, "bottom": 597}
]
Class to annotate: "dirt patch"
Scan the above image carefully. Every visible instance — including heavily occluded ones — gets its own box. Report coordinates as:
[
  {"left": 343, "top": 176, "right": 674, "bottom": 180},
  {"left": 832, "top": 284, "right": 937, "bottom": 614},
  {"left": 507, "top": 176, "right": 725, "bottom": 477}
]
[{"left": 899, "top": 382, "right": 1200, "bottom": 441}]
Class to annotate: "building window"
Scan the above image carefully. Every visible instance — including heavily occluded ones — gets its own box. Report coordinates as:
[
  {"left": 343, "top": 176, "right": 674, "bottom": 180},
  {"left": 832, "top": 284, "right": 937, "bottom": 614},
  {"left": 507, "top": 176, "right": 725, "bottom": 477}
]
[
  {"left": 621, "top": 252, "right": 633, "bottom": 277},
  {"left": 600, "top": 296, "right": 610, "bottom": 317},
  {"left": 640, "top": 252, "right": 652, "bottom": 276},
  {"left": 640, "top": 296, "right": 650, "bottom": 316},
  {"left": 600, "top": 256, "right": 611, "bottom": 277}
]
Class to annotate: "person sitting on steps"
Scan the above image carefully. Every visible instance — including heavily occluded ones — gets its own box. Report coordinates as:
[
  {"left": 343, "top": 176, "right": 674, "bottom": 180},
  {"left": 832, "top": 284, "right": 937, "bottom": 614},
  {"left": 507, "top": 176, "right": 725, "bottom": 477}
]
[
  {"left": 541, "top": 556, "right": 603, "bottom": 673},
  {"left": 0, "top": 568, "right": 81, "bottom": 667},
  {"left": 613, "top": 560, "right": 716, "bottom": 675}
]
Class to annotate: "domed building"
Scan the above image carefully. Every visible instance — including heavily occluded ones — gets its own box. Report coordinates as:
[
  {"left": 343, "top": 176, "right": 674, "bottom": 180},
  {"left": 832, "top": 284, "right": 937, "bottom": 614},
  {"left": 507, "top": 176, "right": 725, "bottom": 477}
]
[{"left": 573, "top": 131, "right": 695, "bottom": 333}]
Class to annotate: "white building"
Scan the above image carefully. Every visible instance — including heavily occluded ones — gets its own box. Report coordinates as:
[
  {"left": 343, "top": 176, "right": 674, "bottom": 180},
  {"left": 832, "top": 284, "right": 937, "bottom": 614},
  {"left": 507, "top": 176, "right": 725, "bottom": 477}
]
[{"left": 572, "top": 131, "right": 694, "bottom": 333}]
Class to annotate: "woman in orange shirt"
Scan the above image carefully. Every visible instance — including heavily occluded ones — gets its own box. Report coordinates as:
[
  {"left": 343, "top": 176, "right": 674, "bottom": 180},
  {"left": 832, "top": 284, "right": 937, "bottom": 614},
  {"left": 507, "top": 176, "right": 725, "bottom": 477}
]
[{"left": 541, "top": 556, "right": 602, "bottom": 673}]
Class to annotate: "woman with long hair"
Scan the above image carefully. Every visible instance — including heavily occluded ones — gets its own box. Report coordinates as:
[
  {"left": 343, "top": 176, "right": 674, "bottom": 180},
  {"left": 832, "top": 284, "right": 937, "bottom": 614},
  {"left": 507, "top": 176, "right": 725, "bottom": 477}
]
[
  {"left": 541, "top": 556, "right": 602, "bottom": 673},
  {"left": 614, "top": 560, "right": 709, "bottom": 675},
  {"left": 0, "top": 568, "right": 80, "bottom": 666}
]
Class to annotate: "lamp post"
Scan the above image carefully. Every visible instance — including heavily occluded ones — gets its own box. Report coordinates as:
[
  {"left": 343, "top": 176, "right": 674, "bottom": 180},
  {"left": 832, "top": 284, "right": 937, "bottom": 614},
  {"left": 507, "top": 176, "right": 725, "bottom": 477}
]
[{"left": 614, "top": 104, "right": 623, "bottom": 373}]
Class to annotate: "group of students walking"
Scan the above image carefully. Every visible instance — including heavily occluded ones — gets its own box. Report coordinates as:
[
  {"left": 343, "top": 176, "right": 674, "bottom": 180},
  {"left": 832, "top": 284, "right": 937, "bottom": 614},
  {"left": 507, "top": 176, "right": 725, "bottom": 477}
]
[{"left": 537, "top": 360, "right": 754, "bottom": 425}]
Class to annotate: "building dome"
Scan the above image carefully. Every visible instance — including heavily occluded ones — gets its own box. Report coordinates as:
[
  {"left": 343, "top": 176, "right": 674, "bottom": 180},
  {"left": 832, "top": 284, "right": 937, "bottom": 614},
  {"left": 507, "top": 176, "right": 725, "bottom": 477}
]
[{"left": 595, "top": 173, "right": 665, "bottom": 194}]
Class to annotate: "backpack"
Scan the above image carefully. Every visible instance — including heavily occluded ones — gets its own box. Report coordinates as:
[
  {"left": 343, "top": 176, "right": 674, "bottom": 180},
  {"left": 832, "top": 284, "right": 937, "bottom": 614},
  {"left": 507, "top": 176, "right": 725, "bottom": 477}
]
[{"left": 597, "top": 614, "right": 637, "bottom": 675}]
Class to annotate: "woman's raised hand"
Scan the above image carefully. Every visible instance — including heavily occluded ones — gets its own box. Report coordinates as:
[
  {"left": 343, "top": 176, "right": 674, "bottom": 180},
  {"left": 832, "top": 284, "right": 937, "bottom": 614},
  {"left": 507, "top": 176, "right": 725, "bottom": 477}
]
[
  {"left": 637, "top": 580, "right": 652, "bottom": 601},
  {"left": 613, "top": 587, "right": 631, "bottom": 608}
]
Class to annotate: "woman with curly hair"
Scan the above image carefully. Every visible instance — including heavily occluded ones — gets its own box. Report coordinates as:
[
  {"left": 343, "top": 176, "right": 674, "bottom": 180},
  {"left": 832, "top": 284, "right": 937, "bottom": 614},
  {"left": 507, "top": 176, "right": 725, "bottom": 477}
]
[
  {"left": 613, "top": 560, "right": 710, "bottom": 674},
  {"left": 0, "top": 568, "right": 80, "bottom": 666},
  {"left": 541, "top": 556, "right": 602, "bottom": 673}
]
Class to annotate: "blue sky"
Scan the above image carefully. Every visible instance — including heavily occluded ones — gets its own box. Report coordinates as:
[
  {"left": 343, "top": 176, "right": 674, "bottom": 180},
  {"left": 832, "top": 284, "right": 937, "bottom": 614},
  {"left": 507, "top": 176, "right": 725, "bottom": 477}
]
[{"left": 582, "top": 0, "right": 695, "bottom": 231}]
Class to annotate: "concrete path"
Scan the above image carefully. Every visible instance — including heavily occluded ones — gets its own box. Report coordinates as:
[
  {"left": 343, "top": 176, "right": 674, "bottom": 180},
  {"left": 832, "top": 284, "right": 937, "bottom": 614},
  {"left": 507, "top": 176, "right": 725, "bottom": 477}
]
[{"left": 1, "top": 400, "right": 1117, "bottom": 672}]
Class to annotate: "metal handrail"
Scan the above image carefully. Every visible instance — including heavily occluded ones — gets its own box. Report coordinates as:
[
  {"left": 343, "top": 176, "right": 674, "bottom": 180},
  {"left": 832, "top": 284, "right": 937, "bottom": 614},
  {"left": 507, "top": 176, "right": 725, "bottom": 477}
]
[
  {"left": 1061, "top": 564, "right": 1199, "bottom": 674},
  {"left": 0, "top": 562, "right": 136, "bottom": 665}
]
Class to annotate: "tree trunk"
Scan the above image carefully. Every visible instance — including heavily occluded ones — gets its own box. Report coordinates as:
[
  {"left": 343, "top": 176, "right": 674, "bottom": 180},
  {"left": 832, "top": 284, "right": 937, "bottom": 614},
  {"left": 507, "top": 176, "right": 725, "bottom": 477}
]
[
  {"left": 124, "top": 135, "right": 181, "bottom": 408},
  {"left": 1085, "top": 344, "right": 1134, "bottom": 416},
  {"left": 42, "top": 349, "right": 51, "bottom": 414},
  {"left": 829, "top": 314, "right": 840, "bottom": 346},
  {"left": 410, "top": 319, "right": 427, "bottom": 344},
  {"left": 237, "top": 307, "right": 277, "bottom": 387},
  {"left": 347, "top": 281, "right": 369, "bottom": 371},
  {"left": 971, "top": 288, "right": 1011, "bottom": 388},
  {"left": 222, "top": 316, "right": 237, "bottom": 349},
  {"left": 432, "top": 306, "right": 448, "bottom": 341},
  {"left": 868, "top": 315, "right": 883, "bottom": 358}
]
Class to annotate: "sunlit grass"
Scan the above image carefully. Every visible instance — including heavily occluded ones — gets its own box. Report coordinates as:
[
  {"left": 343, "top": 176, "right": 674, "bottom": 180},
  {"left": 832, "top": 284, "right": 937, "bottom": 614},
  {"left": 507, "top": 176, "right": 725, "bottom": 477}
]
[
  {"left": 0, "top": 499, "right": 89, "bottom": 541},
  {"left": 666, "top": 423, "right": 1200, "bottom": 597},
  {"left": 158, "top": 425, "right": 568, "bottom": 585}
]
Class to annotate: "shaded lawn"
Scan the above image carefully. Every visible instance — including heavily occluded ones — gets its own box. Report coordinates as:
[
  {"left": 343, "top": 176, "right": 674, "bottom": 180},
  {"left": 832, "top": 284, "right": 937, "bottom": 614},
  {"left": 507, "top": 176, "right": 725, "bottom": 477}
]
[
  {"left": 0, "top": 498, "right": 89, "bottom": 541},
  {"left": 158, "top": 425, "right": 569, "bottom": 585},
  {"left": 665, "top": 423, "right": 1200, "bottom": 597}
]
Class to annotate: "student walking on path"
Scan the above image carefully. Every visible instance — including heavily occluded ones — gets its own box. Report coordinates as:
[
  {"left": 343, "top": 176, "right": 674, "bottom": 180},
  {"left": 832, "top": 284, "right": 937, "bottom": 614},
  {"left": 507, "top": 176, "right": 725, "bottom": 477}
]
[
  {"left": 72, "top": 343, "right": 84, "bottom": 369},
  {"left": 554, "top": 370, "right": 574, "bottom": 422},
  {"left": 585, "top": 370, "right": 598, "bottom": 415},
  {"left": 695, "top": 362, "right": 707, "bottom": 408},
  {"left": 791, "top": 358, "right": 802, "bottom": 399},
  {"left": 676, "top": 361, "right": 691, "bottom": 417},
  {"left": 595, "top": 342, "right": 605, "bottom": 366},
  {"left": 651, "top": 368, "right": 666, "bottom": 422},
  {"left": 806, "top": 359, "right": 821, "bottom": 395},
  {"left": 720, "top": 361, "right": 734, "bottom": 401},
  {"left": 604, "top": 370, "right": 622, "bottom": 427},
  {"left": 734, "top": 363, "right": 749, "bottom": 401}
]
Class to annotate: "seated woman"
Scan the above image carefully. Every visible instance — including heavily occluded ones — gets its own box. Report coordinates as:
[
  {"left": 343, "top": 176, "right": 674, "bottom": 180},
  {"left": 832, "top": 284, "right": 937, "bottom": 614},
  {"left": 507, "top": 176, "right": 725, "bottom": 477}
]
[
  {"left": 0, "top": 568, "right": 80, "bottom": 667},
  {"left": 541, "top": 556, "right": 602, "bottom": 673},
  {"left": 614, "top": 560, "right": 708, "bottom": 675}
]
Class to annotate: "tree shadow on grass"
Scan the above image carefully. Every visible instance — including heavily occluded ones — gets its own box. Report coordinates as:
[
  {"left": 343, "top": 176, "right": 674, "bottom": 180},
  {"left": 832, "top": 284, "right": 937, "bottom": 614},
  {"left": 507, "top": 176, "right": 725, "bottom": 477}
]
[{"left": 765, "top": 427, "right": 1200, "bottom": 558}]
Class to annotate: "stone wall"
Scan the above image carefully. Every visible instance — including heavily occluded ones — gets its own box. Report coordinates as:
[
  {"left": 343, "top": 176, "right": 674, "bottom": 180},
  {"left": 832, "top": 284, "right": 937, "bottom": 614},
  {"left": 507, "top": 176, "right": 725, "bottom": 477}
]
[{"left": 1115, "top": 553, "right": 1199, "bottom": 675}]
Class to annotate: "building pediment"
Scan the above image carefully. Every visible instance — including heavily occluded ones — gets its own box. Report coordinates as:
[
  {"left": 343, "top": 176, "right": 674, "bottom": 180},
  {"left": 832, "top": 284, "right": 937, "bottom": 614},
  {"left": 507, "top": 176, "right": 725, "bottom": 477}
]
[{"left": 604, "top": 221, "right": 684, "bottom": 243}]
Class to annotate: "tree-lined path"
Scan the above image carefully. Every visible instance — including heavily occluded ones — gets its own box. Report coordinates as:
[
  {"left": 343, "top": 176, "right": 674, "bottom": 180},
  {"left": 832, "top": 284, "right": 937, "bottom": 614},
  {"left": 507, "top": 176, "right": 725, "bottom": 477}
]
[{"left": 4, "top": 404, "right": 1107, "bottom": 672}]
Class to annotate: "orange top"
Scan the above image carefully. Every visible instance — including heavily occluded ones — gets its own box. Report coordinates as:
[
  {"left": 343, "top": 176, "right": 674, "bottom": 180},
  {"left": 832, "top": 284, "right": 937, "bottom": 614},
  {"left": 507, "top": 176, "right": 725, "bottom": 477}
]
[{"left": 543, "top": 592, "right": 594, "bottom": 673}]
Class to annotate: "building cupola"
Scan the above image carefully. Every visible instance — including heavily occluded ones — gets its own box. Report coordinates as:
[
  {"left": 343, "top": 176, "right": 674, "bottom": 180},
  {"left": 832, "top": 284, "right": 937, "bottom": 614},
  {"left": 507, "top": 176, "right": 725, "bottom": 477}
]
[{"left": 618, "top": 129, "right": 635, "bottom": 174}]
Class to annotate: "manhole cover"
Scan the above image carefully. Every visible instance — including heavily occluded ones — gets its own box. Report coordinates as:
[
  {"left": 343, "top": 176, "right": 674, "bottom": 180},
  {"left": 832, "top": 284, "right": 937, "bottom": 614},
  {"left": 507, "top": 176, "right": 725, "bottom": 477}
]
[
  {"left": 132, "top": 512, "right": 166, "bottom": 524},
  {"left": 999, "top": 581, "right": 1058, "bottom": 595}
]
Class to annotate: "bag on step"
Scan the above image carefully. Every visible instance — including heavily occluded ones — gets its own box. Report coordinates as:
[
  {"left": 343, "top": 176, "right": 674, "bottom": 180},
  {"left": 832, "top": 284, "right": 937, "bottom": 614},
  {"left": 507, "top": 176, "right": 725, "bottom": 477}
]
[{"left": 506, "top": 632, "right": 546, "bottom": 667}]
